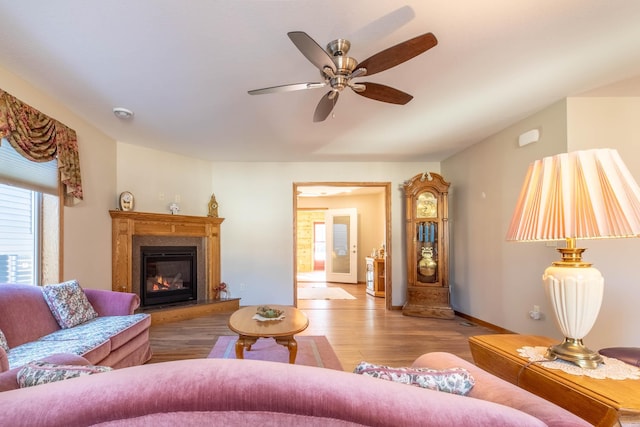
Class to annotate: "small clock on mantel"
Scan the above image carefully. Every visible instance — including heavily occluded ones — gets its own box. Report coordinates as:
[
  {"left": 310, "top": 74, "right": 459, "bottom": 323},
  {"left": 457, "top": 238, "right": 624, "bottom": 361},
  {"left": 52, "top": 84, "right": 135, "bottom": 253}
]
[{"left": 118, "top": 191, "right": 134, "bottom": 211}]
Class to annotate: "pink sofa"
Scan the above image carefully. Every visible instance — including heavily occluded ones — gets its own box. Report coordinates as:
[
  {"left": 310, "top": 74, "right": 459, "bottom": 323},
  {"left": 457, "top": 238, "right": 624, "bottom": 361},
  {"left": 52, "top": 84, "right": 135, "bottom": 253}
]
[
  {"left": 0, "top": 353, "right": 588, "bottom": 426},
  {"left": 0, "top": 283, "right": 152, "bottom": 387}
]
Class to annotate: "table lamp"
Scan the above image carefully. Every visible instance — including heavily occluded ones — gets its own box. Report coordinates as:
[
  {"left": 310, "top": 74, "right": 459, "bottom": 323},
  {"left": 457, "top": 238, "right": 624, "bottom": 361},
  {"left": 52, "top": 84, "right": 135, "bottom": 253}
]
[{"left": 506, "top": 148, "right": 640, "bottom": 368}]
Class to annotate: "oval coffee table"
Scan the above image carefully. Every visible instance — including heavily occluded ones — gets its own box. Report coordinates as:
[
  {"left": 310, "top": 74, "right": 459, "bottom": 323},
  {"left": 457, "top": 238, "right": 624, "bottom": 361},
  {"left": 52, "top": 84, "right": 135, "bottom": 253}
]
[{"left": 227, "top": 305, "right": 309, "bottom": 364}]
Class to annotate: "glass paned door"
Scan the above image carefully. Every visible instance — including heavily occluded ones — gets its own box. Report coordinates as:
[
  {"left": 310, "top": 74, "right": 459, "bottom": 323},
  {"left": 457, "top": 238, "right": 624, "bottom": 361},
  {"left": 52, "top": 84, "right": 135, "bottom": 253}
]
[{"left": 325, "top": 208, "right": 358, "bottom": 283}]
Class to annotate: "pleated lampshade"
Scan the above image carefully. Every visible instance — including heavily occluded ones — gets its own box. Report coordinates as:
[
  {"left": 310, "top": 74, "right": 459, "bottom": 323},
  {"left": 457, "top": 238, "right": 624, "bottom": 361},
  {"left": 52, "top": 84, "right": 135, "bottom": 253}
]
[{"left": 507, "top": 148, "right": 640, "bottom": 242}]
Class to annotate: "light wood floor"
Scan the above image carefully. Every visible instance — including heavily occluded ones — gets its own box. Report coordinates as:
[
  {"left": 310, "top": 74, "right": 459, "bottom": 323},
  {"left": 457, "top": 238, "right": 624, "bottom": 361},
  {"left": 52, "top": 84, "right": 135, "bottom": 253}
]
[{"left": 148, "top": 282, "right": 498, "bottom": 371}]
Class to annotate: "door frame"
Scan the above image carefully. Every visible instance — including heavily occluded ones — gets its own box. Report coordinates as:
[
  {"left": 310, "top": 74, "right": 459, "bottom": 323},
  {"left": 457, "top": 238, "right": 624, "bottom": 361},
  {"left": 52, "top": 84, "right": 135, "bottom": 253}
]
[{"left": 293, "top": 181, "right": 392, "bottom": 310}]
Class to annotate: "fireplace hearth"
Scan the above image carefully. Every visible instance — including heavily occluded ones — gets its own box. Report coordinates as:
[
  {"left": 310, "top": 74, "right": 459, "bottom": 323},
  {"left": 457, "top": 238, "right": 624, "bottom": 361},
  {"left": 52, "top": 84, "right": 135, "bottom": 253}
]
[{"left": 141, "top": 246, "right": 197, "bottom": 307}]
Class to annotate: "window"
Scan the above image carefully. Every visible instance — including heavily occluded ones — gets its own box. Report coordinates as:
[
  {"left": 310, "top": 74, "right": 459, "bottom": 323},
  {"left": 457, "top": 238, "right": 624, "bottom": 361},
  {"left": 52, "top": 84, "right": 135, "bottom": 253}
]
[
  {"left": 313, "top": 222, "right": 325, "bottom": 271},
  {"left": 0, "top": 184, "right": 37, "bottom": 283},
  {"left": 0, "top": 140, "right": 60, "bottom": 285},
  {"left": 0, "top": 184, "right": 59, "bottom": 285}
]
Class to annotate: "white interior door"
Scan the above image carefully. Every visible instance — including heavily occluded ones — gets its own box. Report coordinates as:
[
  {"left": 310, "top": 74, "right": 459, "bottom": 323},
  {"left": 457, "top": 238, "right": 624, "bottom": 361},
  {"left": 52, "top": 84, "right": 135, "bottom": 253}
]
[{"left": 325, "top": 208, "right": 358, "bottom": 283}]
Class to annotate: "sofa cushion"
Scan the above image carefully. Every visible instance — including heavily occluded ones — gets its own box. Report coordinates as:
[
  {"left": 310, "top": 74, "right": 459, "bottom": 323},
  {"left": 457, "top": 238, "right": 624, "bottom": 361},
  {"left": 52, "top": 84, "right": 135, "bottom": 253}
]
[
  {"left": 42, "top": 280, "right": 98, "bottom": 329},
  {"left": 39, "top": 315, "right": 149, "bottom": 346},
  {"left": 0, "top": 283, "right": 61, "bottom": 347},
  {"left": 5, "top": 314, "right": 150, "bottom": 369},
  {"left": 354, "top": 361, "right": 475, "bottom": 395},
  {"left": 17, "top": 361, "right": 112, "bottom": 388},
  {"left": 98, "top": 331, "right": 152, "bottom": 368},
  {"left": 104, "top": 314, "right": 151, "bottom": 351},
  {"left": 0, "top": 329, "right": 8, "bottom": 352},
  {"left": 7, "top": 338, "right": 111, "bottom": 369}
]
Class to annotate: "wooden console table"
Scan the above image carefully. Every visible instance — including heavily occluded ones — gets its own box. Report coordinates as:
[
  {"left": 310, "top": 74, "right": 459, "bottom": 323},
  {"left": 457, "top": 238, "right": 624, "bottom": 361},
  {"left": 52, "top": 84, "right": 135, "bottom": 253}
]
[
  {"left": 365, "top": 257, "right": 385, "bottom": 297},
  {"left": 469, "top": 334, "right": 640, "bottom": 426}
]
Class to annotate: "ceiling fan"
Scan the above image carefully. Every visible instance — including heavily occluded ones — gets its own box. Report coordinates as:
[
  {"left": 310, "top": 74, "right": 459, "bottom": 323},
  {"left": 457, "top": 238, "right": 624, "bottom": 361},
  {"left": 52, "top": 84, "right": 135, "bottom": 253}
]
[{"left": 248, "top": 31, "right": 438, "bottom": 122}]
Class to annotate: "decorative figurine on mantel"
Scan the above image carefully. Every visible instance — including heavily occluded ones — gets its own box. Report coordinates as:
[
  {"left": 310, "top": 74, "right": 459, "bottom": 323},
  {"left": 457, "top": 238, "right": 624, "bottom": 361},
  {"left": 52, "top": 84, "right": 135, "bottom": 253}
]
[
  {"left": 208, "top": 193, "right": 219, "bottom": 218},
  {"left": 214, "top": 282, "right": 228, "bottom": 299},
  {"left": 169, "top": 202, "right": 180, "bottom": 215}
]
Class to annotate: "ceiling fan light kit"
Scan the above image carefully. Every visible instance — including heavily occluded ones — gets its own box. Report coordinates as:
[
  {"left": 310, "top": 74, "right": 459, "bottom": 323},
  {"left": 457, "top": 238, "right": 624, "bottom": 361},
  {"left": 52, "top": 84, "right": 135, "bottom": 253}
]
[{"left": 248, "top": 30, "right": 438, "bottom": 122}]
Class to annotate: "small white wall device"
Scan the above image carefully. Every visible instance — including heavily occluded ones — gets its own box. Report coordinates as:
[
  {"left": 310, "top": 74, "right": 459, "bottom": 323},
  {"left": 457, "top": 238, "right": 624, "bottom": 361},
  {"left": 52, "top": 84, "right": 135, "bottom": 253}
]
[{"left": 518, "top": 128, "right": 540, "bottom": 147}]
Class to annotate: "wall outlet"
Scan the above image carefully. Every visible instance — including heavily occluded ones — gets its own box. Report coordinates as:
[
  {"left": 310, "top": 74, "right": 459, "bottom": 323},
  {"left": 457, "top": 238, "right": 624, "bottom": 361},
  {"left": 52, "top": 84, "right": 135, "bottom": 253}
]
[
  {"left": 239, "top": 283, "right": 246, "bottom": 291},
  {"left": 529, "top": 305, "right": 542, "bottom": 320},
  {"left": 158, "top": 192, "right": 165, "bottom": 201}
]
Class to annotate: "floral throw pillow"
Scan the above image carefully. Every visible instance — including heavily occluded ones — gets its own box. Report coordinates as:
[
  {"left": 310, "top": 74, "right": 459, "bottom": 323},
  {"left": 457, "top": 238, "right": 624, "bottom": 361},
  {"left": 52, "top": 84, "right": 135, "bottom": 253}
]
[
  {"left": 354, "top": 361, "right": 475, "bottom": 395},
  {"left": 17, "top": 361, "right": 112, "bottom": 388},
  {"left": 0, "top": 329, "right": 9, "bottom": 352},
  {"left": 42, "top": 280, "right": 98, "bottom": 329}
]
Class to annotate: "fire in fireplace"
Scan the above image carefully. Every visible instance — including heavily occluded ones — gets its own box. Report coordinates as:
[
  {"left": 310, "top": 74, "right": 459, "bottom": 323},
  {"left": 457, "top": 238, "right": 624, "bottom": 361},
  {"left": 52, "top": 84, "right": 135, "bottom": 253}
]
[{"left": 140, "top": 246, "right": 197, "bottom": 307}]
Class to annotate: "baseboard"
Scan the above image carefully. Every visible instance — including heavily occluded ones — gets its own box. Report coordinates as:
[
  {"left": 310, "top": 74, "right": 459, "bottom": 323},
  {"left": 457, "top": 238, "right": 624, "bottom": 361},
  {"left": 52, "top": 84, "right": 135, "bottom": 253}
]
[
  {"left": 392, "top": 306, "right": 511, "bottom": 333},
  {"left": 454, "top": 311, "right": 514, "bottom": 334}
]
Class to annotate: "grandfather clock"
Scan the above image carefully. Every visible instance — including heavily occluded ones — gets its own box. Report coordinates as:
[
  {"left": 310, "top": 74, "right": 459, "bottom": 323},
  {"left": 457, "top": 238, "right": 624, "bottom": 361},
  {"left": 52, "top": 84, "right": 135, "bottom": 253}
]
[{"left": 402, "top": 172, "right": 454, "bottom": 319}]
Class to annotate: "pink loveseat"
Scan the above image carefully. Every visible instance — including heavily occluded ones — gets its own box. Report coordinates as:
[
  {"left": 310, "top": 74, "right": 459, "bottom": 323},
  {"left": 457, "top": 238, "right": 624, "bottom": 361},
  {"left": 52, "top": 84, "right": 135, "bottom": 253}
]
[
  {"left": 0, "top": 282, "right": 152, "bottom": 389},
  {"left": 0, "top": 353, "right": 588, "bottom": 426}
]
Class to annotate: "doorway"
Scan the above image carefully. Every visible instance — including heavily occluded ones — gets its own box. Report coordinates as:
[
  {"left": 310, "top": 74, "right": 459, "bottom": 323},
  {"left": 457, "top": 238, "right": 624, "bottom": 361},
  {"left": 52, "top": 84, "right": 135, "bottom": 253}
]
[{"left": 293, "top": 182, "right": 392, "bottom": 310}]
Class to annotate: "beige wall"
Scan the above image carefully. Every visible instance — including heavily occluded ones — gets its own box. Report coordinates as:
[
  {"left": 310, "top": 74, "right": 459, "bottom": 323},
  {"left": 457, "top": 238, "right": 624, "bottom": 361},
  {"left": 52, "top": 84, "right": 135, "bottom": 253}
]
[
  {"left": 116, "top": 142, "right": 214, "bottom": 216},
  {"left": 442, "top": 97, "right": 640, "bottom": 349},
  {"left": 442, "top": 100, "right": 567, "bottom": 341}
]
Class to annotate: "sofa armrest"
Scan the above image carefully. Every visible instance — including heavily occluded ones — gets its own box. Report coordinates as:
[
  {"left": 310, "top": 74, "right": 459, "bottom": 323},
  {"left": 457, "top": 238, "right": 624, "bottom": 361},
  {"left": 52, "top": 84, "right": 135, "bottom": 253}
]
[
  {"left": 412, "top": 352, "right": 589, "bottom": 426},
  {"left": 84, "top": 289, "right": 140, "bottom": 316}
]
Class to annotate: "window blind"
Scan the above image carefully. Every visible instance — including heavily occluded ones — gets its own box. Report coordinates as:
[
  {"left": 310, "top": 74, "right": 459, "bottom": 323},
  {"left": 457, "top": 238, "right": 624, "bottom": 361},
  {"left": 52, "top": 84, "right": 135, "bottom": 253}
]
[{"left": 0, "top": 138, "right": 58, "bottom": 195}]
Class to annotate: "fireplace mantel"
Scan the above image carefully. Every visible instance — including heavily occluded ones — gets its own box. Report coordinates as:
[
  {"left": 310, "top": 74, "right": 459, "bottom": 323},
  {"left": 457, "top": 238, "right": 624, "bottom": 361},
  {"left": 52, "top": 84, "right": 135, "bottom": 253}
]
[{"left": 109, "top": 210, "right": 224, "bottom": 299}]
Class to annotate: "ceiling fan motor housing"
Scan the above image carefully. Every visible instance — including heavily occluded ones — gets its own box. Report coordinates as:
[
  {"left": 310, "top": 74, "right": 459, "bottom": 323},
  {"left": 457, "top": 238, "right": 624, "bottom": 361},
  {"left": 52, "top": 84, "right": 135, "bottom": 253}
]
[
  {"left": 327, "top": 39, "right": 350, "bottom": 56},
  {"left": 324, "top": 41, "right": 359, "bottom": 91}
]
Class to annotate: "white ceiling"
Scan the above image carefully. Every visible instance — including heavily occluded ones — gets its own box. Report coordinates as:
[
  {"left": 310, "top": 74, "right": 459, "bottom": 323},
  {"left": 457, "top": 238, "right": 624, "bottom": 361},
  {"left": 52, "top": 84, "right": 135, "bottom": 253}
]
[{"left": 1, "top": 1, "right": 639, "bottom": 162}]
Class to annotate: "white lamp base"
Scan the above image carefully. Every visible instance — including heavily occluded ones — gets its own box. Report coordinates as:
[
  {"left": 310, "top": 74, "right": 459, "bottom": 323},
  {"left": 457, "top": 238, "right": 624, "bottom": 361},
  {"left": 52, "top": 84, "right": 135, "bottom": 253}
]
[{"left": 543, "top": 264, "right": 604, "bottom": 369}]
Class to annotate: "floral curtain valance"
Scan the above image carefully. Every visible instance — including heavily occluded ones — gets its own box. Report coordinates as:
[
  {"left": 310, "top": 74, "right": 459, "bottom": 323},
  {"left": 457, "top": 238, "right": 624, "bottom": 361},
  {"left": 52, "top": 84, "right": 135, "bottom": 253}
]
[{"left": 0, "top": 89, "right": 83, "bottom": 206}]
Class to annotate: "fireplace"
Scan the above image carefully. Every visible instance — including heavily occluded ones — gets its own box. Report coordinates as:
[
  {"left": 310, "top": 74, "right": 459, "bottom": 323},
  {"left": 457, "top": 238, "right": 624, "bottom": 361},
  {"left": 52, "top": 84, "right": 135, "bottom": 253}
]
[{"left": 141, "top": 246, "right": 197, "bottom": 307}]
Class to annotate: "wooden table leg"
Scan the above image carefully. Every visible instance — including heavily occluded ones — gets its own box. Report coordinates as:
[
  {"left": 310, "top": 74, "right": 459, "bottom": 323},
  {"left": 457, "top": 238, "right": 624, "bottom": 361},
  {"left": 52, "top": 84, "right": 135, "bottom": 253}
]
[
  {"left": 275, "top": 335, "right": 298, "bottom": 364},
  {"left": 235, "top": 335, "right": 257, "bottom": 359}
]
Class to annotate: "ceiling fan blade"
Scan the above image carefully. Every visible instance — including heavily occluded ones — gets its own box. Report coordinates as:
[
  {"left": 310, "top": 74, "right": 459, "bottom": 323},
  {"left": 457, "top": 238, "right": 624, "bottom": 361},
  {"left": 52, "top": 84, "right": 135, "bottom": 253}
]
[
  {"left": 248, "top": 82, "right": 326, "bottom": 95},
  {"left": 357, "top": 32, "right": 437, "bottom": 76},
  {"left": 314, "top": 91, "right": 339, "bottom": 122},
  {"left": 352, "top": 82, "right": 413, "bottom": 105},
  {"left": 288, "top": 31, "right": 337, "bottom": 73}
]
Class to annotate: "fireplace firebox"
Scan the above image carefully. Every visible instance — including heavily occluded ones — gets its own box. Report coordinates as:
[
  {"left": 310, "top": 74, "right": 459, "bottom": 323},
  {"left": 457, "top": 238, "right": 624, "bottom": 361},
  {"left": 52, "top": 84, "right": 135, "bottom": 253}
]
[{"left": 141, "top": 246, "right": 197, "bottom": 307}]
